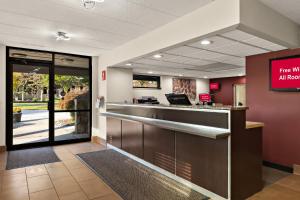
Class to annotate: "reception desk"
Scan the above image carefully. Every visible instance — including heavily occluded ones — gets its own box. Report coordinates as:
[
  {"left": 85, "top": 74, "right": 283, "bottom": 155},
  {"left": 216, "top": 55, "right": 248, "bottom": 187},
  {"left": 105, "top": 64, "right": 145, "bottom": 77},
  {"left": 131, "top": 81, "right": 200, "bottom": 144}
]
[{"left": 101, "top": 103, "right": 263, "bottom": 200}]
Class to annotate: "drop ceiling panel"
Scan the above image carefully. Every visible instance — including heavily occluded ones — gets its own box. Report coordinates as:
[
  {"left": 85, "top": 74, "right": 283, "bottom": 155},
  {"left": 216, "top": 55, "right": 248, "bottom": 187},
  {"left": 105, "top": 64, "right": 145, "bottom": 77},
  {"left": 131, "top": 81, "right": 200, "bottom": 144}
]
[
  {"left": 188, "top": 36, "right": 235, "bottom": 50},
  {"left": 146, "top": 54, "right": 215, "bottom": 66},
  {"left": 118, "top": 29, "right": 287, "bottom": 79},
  {"left": 0, "top": 0, "right": 213, "bottom": 55},
  {"left": 166, "top": 46, "right": 229, "bottom": 60},
  {"left": 221, "top": 30, "right": 287, "bottom": 51},
  {"left": 128, "top": 0, "right": 213, "bottom": 16},
  {"left": 134, "top": 58, "right": 194, "bottom": 68},
  {"left": 213, "top": 42, "right": 269, "bottom": 57}
]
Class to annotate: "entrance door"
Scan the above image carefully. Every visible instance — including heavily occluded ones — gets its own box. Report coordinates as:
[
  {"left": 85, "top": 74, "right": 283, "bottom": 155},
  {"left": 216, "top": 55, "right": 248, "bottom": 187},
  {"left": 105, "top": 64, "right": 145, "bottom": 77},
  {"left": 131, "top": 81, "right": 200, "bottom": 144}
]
[{"left": 6, "top": 47, "right": 92, "bottom": 150}]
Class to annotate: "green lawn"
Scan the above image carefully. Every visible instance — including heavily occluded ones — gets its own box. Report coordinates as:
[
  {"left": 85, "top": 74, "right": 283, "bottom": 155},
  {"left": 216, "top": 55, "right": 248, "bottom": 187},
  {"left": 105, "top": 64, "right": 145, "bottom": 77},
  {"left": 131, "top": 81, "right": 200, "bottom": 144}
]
[{"left": 14, "top": 101, "right": 60, "bottom": 110}]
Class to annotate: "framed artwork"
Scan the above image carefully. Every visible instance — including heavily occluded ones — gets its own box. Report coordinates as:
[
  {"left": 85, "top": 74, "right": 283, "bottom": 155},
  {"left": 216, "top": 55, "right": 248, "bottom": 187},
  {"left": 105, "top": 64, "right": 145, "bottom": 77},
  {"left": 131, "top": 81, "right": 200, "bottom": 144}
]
[{"left": 172, "top": 78, "right": 196, "bottom": 100}]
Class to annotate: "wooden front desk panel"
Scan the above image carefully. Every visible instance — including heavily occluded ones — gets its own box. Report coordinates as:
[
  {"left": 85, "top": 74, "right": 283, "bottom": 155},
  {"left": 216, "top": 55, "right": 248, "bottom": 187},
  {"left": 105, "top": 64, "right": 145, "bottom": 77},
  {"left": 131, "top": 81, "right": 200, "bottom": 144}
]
[
  {"left": 144, "top": 124, "right": 175, "bottom": 174},
  {"left": 121, "top": 120, "right": 143, "bottom": 159},
  {"left": 175, "top": 131, "right": 229, "bottom": 198},
  {"left": 106, "top": 117, "right": 122, "bottom": 149}
]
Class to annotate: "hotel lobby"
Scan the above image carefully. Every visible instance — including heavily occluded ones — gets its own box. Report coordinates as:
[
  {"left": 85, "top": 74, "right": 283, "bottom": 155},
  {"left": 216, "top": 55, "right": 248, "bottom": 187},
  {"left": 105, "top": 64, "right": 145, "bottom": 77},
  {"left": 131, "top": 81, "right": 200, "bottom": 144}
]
[{"left": 0, "top": 0, "right": 300, "bottom": 200}]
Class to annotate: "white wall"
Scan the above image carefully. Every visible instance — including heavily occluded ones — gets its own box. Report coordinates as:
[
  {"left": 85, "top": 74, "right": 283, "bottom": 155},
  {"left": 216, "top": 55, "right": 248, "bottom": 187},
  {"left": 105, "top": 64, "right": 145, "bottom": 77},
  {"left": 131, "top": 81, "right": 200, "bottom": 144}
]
[
  {"left": 91, "top": 56, "right": 99, "bottom": 135},
  {"left": 0, "top": 45, "right": 6, "bottom": 146},
  {"left": 93, "top": 66, "right": 134, "bottom": 140},
  {"left": 133, "top": 76, "right": 209, "bottom": 104},
  {"left": 239, "top": 0, "right": 300, "bottom": 48},
  {"left": 107, "top": 68, "right": 133, "bottom": 103}
]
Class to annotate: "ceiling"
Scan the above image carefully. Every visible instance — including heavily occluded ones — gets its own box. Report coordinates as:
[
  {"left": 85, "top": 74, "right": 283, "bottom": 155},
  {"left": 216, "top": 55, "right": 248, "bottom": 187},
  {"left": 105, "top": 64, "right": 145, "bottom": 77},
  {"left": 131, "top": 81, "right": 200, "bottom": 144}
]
[
  {"left": 0, "top": 0, "right": 213, "bottom": 55},
  {"left": 114, "top": 29, "right": 287, "bottom": 79},
  {"left": 260, "top": 0, "right": 300, "bottom": 25}
]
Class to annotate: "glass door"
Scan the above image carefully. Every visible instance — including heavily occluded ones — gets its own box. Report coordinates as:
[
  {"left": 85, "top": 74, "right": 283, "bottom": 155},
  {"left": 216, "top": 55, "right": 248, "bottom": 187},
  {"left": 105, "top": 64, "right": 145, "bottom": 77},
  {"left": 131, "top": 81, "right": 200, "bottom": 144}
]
[
  {"left": 7, "top": 47, "right": 92, "bottom": 150},
  {"left": 12, "top": 64, "right": 50, "bottom": 145},
  {"left": 54, "top": 54, "right": 91, "bottom": 142}
]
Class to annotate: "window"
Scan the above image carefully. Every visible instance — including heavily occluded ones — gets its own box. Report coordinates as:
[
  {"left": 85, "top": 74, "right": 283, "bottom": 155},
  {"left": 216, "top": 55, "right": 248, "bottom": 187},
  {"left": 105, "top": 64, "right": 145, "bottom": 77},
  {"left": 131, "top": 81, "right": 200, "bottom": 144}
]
[{"left": 133, "top": 75, "right": 161, "bottom": 89}]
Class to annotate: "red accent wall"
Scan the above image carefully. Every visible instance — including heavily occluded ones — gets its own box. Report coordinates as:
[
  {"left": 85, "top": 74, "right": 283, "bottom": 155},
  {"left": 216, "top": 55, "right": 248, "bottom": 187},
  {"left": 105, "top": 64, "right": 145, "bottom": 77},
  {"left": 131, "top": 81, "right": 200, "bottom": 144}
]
[
  {"left": 247, "top": 49, "right": 300, "bottom": 167},
  {"left": 210, "top": 76, "right": 246, "bottom": 105}
]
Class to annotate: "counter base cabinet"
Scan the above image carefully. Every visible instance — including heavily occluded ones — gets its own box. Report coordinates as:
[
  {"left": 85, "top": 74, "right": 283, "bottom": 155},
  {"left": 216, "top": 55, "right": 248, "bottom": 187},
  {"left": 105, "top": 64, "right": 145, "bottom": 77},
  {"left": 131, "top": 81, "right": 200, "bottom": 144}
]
[
  {"left": 144, "top": 125, "right": 175, "bottom": 174},
  {"left": 175, "top": 132, "right": 229, "bottom": 199},
  {"left": 107, "top": 117, "right": 122, "bottom": 148},
  {"left": 121, "top": 120, "right": 143, "bottom": 159}
]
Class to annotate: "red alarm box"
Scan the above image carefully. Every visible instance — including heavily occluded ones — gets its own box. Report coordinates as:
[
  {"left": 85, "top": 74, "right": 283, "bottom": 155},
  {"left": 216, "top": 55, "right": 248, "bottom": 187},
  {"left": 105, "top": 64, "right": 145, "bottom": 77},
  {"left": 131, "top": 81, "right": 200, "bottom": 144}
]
[{"left": 102, "top": 70, "right": 106, "bottom": 81}]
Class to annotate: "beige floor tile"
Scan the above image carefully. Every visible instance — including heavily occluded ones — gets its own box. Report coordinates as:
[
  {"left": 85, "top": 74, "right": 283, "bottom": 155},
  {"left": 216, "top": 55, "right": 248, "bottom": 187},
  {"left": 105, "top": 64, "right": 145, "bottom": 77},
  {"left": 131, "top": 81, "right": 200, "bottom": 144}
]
[
  {"left": 0, "top": 161, "right": 6, "bottom": 170},
  {"left": 69, "top": 167, "right": 97, "bottom": 182},
  {"left": 30, "top": 188, "right": 59, "bottom": 200},
  {"left": 0, "top": 185, "right": 29, "bottom": 200},
  {"left": 93, "top": 193, "right": 123, "bottom": 200},
  {"left": 26, "top": 165, "right": 48, "bottom": 178},
  {"left": 294, "top": 165, "right": 300, "bottom": 175},
  {"left": 59, "top": 191, "right": 88, "bottom": 200},
  {"left": 275, "top": 175, "right": 300, "bottom": 192},
  {"left": 263, "top": 166, "right": 290, "bottom": 186},
  {"left": 45, "top": 162, "right": 65, "bottom": 169},
  {"left": 63, "top": 159, "right": 86, "bottom": 170},
  {"left": 47, "top": 165, "right": 72, "bottom": 180},
  {"left": 27, "top": 174, "right": 53, "bottom": 193},
  {"left": 78, "top": 178, "right": 113, "bottom": 199},
  {"left": 248, "top": 184, "right": 300, "bottom": 200},
  {"left": 52, "top": 176, "right": 82, "bottom": 196},
  {"left": 3, "top": 168, "right": 25, "bottom": 176},
  {"left": 56, "top": 152, "right": 76, "bottom": 161},
  {"left": 2, "top": 173, "right": 27, "bottom": 190}
]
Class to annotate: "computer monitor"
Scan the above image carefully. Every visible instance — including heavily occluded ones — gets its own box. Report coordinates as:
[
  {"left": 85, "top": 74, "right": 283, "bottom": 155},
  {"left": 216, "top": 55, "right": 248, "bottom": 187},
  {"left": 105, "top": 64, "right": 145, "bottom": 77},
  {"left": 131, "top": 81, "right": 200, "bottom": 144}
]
[{"left": 165, "top": 93, "right": 192, "bottom": 105}]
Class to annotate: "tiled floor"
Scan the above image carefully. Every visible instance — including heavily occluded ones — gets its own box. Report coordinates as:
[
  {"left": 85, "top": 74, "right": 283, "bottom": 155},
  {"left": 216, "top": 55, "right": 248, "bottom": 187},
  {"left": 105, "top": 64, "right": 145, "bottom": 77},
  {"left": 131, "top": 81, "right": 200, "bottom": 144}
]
[
  {"left": 0, "top": 142, "right": 122, "bottom": 200},
  {"left": 0, "top": 142, "right": 299, "bottom": 200}
]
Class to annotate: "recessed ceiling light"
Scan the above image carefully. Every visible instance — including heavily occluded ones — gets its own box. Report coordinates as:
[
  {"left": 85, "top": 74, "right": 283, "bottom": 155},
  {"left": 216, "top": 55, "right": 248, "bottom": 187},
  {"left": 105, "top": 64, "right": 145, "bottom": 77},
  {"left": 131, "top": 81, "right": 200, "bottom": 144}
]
[
  {"left": 56, "top": 31, "right": 70, "bottom": 41},
  {"left": 125, "top": 63, "right": 132, "bottom": 66},
  {"left": 200, "top": 40, "right": 212, "bottom": 45},
  {"left": 238, "top": 73, "right": 244, "bottom": 76},
  {"left": 203, "top": 76, "right": 208, "bottom": 79},
  {"left": 179, "top": 74, "right": 183, "bottom": 77},
  {"left": 153, "top": 54, "right": 163, "bottom": 59},
  {"left": 148, "top": 71, "right": 153, "bottom": 74}
]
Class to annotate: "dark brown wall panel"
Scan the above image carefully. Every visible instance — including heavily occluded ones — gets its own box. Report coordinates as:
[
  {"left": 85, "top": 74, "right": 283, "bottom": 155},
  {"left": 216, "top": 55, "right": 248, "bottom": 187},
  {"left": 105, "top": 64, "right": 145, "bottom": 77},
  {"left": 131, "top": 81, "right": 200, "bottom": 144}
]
[
  {"left": 106, "top": 117, "right": 122, "bottom": 148},
  {"left": 247, "top": 48, "right": 300, "bottom": 167},
  {"left": 175, "top": 132, "right": 228, "bottom": 198},
  {"left": 210, "top": 76, "right": 246, "bottom": 105},
  {"left": 121, "top": 120, "right": 143, "bottom": 158},
  {"left": 230, "top": 110, "right": 263, "bottom": 200},
  {"left": 144, "top": 125, "right": 175, "bottom": 174}
]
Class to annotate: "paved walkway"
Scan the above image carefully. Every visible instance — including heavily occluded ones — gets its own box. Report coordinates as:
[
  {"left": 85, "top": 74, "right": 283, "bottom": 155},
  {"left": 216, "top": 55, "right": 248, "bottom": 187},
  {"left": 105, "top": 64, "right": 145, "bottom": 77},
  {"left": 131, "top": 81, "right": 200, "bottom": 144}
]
[{"left": 13, "top": 110, "right": 88, "bottom": 145}]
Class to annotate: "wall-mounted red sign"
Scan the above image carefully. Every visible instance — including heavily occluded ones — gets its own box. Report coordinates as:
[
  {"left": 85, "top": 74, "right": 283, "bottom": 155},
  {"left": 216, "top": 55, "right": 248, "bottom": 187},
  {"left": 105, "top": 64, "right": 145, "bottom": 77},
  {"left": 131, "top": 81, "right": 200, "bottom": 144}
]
[
  {"left": 102, "top": 70, "right": 106, "bottom": 81},
  {"left": 199, "top": 93, "right": 211, "bottom": 102},
  {"left": 271, "top": 57, "right": 300, "bottom": 91},
  {"left": 210, "top": 82, "right": 220, "bottom": 90}
]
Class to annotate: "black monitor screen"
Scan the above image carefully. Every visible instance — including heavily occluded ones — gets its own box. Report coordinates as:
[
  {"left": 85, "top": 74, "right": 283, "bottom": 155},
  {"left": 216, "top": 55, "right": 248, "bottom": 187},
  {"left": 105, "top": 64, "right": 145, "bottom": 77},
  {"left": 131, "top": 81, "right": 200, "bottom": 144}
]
[{"left": 165, "top": 93, "right": 192, "bottom": 105}]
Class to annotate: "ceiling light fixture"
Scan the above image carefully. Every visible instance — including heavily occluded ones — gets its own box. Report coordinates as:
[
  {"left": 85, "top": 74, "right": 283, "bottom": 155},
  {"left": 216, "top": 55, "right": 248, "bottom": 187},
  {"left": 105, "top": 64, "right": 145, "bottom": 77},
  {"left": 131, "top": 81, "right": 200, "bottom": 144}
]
[
  {"left": 200, "top": 40, "right": 212, "bottom": 45},
  {"left": 153, "top": 54, "right": 163, "bottom": 59},
  {"left": 82, "top": 0, "right": 104, "bottom": 9},
  {"left": 179, "top": 74, "right": 183, "bottom": 77},
  {"left": 56, "top": 31, "right": 71, "bottom": 41},
  {"left": 148, "top": 71, "right": 153, "bottom": 74},
  {"left": 125, "top": 63, "right": 132, "bottom": 66},
  {"left": 203, "top": 76, "right": 208, "bottom": 79}
]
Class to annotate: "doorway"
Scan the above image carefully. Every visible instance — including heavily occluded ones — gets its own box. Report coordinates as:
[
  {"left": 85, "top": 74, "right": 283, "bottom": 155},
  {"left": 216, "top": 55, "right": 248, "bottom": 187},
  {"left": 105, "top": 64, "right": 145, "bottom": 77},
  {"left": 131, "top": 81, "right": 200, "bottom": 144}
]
[
  {"left": 6, "top": 47, "right": 92, "bottom": 150},
  {"left": 233, "top": 84, "right": 246, "bottom": 107}
]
